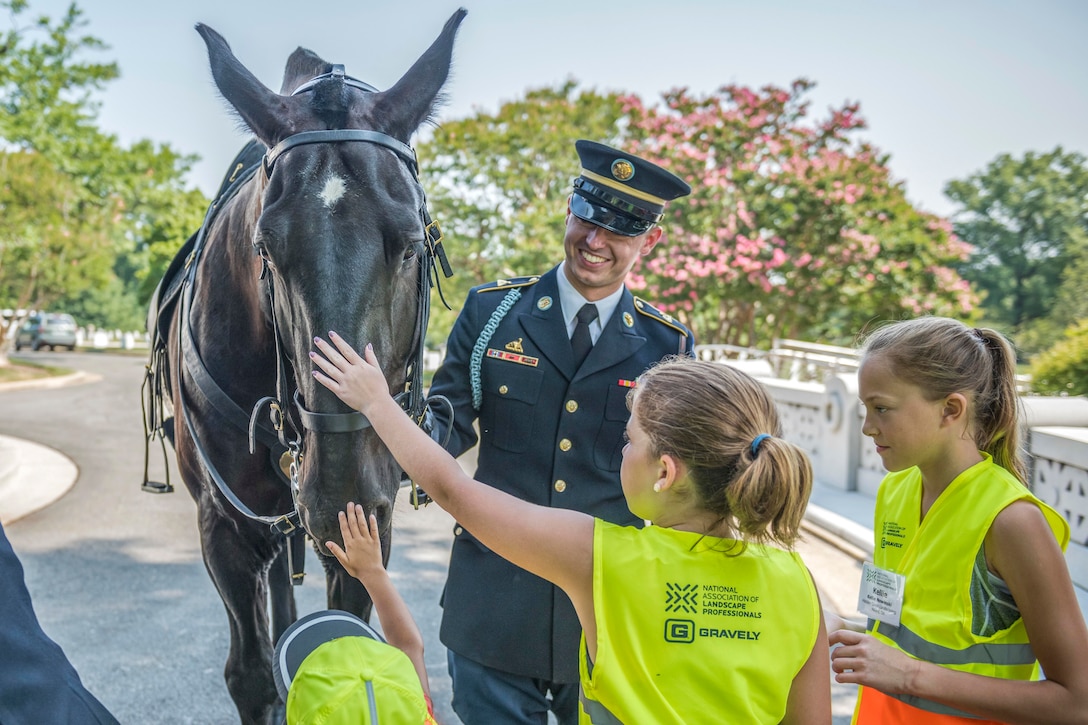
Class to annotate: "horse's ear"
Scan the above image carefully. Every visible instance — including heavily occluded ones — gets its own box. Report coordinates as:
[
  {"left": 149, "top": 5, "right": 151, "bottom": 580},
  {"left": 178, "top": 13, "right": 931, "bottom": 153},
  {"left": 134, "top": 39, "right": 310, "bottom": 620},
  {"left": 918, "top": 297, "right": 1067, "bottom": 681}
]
[
  {"left": 196, "top": 23, "right": 287, "bottom": 146},
  {"left": 280, "top": 48, "right": 330, "bottom": 95},
  {"left": 376, "top": 8, "right": 467, "bottom": 140}
]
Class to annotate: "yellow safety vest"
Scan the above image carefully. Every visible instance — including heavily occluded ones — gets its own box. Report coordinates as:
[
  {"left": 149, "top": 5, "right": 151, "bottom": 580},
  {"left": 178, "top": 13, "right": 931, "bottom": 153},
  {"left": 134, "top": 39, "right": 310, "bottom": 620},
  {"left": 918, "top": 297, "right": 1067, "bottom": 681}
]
[
  {"left": 579, "top": 521, "right": 819, "bottom": 724},
  {"left": 854, "top": 455, "right": 1069, "bottom": 724}
]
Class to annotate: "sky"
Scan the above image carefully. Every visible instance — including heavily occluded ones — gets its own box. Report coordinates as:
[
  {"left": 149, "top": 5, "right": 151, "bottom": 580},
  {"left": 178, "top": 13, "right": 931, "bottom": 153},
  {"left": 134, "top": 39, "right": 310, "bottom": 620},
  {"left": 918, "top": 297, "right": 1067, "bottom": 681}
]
[{"left": 22, "top": 0, "right": 1088, "bottom": 218}]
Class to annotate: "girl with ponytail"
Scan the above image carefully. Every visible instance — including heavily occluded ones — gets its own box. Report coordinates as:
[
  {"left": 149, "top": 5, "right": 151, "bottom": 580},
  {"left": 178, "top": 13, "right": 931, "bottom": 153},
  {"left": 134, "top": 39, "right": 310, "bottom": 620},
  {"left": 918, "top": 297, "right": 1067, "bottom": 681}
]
[
  {"left": 311, "top": 338, "right": 831, "bottom": 724},
  {"left": 830, "top": 316, "right": 1088, "bottom": 724}
]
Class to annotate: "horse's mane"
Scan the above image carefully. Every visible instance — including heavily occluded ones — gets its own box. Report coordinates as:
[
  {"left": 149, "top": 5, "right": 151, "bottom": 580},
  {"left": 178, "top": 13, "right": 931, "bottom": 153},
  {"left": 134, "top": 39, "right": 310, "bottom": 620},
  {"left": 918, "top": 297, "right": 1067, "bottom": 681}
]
[
  {"left": 280, "top": 47, "right": 328, "bottom": 93},
  {"left": 280, "top": 48, "right": 356, "bottom": 129},
  {"left": 310, "top": 78, "right": 349, "bottom": 129}
]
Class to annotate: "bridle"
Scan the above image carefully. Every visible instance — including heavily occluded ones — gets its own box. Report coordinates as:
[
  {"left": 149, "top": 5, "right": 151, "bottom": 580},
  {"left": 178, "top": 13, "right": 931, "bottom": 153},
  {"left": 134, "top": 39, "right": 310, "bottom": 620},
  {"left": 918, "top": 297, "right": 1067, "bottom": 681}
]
[
  {"left": 176, "top": 67, "right": 452, "bottom": 580},
  {"left": 248, "top": 65, "right": 454, "bottom": 503}
]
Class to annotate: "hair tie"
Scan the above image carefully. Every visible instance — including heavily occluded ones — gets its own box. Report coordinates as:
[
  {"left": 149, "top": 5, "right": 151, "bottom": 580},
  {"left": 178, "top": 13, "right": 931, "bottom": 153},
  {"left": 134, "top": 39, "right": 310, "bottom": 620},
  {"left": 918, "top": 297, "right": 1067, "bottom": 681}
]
[{"left": 750, "top": 434, "right": 771, "bottom": 456}]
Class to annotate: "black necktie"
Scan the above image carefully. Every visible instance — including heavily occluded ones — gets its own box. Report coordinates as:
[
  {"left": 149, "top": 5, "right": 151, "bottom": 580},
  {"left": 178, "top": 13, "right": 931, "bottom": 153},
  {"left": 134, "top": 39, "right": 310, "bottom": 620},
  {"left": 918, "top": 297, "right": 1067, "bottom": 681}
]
[{"left": 571, "top": 303, "right": 599, "bottom": 368}]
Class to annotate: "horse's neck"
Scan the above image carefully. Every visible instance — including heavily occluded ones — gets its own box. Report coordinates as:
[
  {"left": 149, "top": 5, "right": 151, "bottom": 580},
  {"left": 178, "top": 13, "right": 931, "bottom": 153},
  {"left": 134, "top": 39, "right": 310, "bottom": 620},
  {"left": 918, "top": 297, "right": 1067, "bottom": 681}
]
[{"left": 195, "top": 191, "right": 275, "bottom": 365}]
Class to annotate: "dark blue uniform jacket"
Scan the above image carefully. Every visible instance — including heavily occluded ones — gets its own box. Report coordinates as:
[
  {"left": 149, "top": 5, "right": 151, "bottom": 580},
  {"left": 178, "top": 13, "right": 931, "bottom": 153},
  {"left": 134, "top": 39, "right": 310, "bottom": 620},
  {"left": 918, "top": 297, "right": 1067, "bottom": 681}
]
[
  {"left": 0, "top": 521, "right": 118, "bottom": 724},
  {"left": 428, "top": 265, "right": 694, "bottom": 682}
]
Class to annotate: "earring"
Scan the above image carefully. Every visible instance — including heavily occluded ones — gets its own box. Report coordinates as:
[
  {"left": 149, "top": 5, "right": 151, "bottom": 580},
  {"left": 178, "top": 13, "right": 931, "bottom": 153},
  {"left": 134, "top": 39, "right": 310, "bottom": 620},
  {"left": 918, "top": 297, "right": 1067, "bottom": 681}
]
[{"left": 653, "top": 482, "right": 663, "bottom": 493}]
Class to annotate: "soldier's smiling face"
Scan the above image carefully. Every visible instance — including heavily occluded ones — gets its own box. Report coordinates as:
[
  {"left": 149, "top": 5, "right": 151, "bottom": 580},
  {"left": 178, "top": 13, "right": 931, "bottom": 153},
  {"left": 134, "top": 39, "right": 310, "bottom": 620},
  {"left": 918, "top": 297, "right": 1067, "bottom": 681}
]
[{"left": 562, "top": 210, "right": 662, "bottom": 301}]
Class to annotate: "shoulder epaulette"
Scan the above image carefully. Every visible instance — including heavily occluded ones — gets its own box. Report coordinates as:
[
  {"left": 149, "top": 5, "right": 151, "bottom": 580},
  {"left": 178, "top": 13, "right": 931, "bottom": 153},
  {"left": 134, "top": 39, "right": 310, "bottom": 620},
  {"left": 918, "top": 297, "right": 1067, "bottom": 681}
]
[
  {"left": 476, "top": 275, "right": 541, "bottom": 293},
  {"left": 634, "top": 297, "right": 689, "bottom": 337}
]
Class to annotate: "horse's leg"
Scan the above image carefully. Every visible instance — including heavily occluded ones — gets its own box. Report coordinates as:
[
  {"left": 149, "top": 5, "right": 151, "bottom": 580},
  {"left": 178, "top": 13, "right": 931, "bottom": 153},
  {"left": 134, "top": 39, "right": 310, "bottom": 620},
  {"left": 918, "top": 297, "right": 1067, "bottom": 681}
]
[
  {"left": 266, "top": 545, "right": 293, "bottom": 725},
  {"left": 199, "top": 506, "right": 279, "bottom": 725},
  {"left": 268, "top": 542, "right": 297, "bottom": 643}
]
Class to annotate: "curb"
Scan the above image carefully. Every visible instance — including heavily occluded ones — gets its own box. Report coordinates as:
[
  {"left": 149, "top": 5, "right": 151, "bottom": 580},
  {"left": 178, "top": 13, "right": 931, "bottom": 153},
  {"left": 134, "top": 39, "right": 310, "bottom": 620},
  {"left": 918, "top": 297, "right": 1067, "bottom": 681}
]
[
  {"left": 804, "top": 504, "right": 874, "bottom": 559},
  {"left": 0, "top": 435, "right": 79, "bottom": 525},
  {"left": 0, "top": 367, "right": 91, "bottom": 523},
  {"left": 0, "top": 370, "right": 98, "bottom": 393}
]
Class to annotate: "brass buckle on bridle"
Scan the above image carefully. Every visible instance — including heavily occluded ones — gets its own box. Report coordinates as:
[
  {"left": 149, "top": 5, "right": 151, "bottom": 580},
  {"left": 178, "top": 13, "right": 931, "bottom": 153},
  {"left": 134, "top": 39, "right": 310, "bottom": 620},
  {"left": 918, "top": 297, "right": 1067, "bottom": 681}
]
[{"left": 268, "top": 401, "right": 284, "bottom": 432}]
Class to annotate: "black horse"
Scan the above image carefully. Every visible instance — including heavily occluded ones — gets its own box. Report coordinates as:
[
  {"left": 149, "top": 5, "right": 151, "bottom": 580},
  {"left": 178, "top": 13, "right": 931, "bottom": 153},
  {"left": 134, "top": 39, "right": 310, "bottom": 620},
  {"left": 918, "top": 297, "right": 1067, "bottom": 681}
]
[{"left": 144, "top": 10, "right": 465, "bottom": 723}]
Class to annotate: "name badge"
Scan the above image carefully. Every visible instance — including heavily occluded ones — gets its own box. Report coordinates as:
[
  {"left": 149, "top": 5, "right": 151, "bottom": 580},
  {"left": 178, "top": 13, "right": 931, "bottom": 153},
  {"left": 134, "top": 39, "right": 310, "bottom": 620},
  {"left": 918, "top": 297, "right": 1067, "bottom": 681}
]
[{"left": 856, "top": 561, "right": 905, "bottom": 627}]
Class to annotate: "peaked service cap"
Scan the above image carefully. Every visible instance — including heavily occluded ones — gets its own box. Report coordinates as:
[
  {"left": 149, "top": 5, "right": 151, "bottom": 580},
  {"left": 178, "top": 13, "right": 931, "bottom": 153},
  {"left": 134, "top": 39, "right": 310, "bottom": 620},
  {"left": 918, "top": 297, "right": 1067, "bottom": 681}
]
[{"left": 570, "top": 139, "right": 691, "bottom": 236}]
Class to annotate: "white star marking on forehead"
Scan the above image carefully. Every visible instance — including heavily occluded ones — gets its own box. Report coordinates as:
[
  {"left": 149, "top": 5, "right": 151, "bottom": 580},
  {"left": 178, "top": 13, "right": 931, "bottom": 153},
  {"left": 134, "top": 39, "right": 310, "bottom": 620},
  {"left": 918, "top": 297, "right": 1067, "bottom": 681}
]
[{"left": 318, "top": 175, "right": 347, "bottom": 208}]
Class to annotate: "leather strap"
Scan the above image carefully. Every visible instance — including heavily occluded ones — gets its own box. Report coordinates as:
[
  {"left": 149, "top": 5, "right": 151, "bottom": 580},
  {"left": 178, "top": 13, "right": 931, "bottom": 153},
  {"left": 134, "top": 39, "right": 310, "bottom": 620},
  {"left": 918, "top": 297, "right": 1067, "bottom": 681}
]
[{"left": 264, "top": 129, "right": 418, "bottom": 177}]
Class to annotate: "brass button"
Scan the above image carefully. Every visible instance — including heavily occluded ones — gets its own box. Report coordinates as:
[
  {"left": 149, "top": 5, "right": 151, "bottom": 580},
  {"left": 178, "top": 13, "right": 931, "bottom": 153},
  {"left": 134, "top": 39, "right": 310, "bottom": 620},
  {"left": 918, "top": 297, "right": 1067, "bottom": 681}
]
[
  {"left": 565, "top": 400, "right": 578, "bottom": 413},
  {"left": 554, "top": 480, "right": 567, "bottom": 493},
  {"left": 559, "top": 438, "right": 572, "bottom": 452},
  {"left": 454, "top": 525, "right": 463, "bottom": 536},
  {"left": 498, "top": 385, "right": 509, "bottom": 394}
]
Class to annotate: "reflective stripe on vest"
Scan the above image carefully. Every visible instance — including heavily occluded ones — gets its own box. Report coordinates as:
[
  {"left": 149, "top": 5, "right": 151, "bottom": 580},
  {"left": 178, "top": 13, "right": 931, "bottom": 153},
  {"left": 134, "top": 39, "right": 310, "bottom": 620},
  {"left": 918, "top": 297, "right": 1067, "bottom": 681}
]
[
  {"left": 579, "top": 687, "right": 623, "bottom": 725},
  {"left": 871, "top": 620, "right": 1036, "bottom": 667}
]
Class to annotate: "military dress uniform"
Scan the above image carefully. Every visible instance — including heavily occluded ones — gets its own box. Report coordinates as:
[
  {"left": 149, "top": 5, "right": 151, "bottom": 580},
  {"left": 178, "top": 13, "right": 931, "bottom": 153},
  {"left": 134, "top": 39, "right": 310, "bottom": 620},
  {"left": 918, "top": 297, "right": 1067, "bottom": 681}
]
[
  {"left": 429, "top": 266, "right": 693, "bottom": 684},
  {"left": 428, "top": 138, "right": 693, "bottom": 723}
]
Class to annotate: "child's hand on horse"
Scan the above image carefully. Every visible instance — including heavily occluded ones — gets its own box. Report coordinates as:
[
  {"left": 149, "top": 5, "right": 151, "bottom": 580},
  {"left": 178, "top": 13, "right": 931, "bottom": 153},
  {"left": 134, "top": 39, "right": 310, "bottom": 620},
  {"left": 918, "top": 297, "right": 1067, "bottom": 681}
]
[
  {"left": 311, "top": 332, "right": 388, "bottom": 414},
  {"left": 325, "top": 502, "right": 386, "bottom": 585}
]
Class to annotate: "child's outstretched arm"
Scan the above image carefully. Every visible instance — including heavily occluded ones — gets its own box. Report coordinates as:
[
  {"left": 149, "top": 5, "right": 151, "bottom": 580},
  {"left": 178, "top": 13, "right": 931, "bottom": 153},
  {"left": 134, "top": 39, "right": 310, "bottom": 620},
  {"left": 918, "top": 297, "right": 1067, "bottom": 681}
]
[
  {"left": 326, "top": 502, "right": 429, "bottom": 697},
  {"left": 310, "top": 334, "right": 596, "bottom": 642}
]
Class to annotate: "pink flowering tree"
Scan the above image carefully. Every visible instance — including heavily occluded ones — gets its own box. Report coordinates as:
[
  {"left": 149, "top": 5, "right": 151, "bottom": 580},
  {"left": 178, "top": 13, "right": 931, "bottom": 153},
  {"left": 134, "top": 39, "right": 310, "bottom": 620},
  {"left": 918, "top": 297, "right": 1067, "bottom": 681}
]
[{"left": 622, "top": 81, "right": 976, "bottom": 346}]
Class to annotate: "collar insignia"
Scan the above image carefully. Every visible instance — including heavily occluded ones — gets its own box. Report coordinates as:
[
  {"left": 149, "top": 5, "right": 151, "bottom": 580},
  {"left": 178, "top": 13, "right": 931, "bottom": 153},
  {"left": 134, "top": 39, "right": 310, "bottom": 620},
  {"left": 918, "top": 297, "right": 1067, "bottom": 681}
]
[
  {"left": 623, "top": 312, "right": 634, "bottom": 328},
  {"left": 537, "top": 296, "right": 553, "bottom": 311}
]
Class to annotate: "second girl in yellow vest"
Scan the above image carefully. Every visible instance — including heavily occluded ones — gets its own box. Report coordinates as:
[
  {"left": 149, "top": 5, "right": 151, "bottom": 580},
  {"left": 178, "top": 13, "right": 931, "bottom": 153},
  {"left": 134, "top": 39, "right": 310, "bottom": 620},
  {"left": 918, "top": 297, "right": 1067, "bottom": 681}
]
[
  {"left": 311, "top": 336, "right": 831, "bottom": 724},
  {"left": 828, "top": 317, "right": 1088, "bottom": 724}
]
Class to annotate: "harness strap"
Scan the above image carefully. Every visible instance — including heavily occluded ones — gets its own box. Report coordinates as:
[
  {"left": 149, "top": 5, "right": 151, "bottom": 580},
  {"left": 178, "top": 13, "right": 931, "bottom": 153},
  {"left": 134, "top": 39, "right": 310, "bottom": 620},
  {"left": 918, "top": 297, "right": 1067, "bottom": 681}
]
[
  {"left": 293, "top": 389, "right": 373, "bottom": 433},
  {"left": 140, "top": 346, "right": 173, "bottom": 494},
  {"left": 264, "top": 129, "right": 418, "bottom": 177},
  {"left": 180, "top": 400, "right": 301, "bottom": 533},
  {"left": 290, "top": 68, "right": 378, "bottom": 97},
  {"left": 185, "top": 317, "right": 285, "bottom": 455},
  {"left": 178, "top": 280, "right": 301, "bottom": 533}
]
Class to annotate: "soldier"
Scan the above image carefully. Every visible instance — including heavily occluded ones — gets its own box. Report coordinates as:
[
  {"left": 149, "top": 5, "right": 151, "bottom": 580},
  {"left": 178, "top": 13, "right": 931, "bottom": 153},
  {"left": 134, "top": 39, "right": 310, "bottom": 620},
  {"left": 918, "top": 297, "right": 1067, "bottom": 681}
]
[{"left": 426, "top": 139, "right": 693, "bottom": 724}]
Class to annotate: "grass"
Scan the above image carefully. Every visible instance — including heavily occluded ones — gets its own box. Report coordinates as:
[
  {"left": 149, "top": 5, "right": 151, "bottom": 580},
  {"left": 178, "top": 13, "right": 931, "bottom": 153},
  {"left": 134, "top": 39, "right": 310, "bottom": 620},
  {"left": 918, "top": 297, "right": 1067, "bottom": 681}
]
[{"left": 0, "top": 357, "right": 73, "bottom": 383}]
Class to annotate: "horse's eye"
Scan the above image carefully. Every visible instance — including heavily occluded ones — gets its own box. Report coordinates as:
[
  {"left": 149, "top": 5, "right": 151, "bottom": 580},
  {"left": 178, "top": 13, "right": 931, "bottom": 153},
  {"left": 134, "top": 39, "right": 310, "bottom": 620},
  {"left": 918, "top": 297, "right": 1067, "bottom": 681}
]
[{"left": 402, "top": 245, "right": 419, "bottom": 263}]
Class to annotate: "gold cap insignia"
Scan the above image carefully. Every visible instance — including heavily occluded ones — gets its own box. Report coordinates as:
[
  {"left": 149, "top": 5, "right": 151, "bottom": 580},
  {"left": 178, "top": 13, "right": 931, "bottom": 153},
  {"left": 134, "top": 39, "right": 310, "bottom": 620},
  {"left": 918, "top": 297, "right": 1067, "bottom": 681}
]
[
  {"left": 611, "top": 159, "right": 634, "bottom": 182},
  {"left": 623, "top": 312, "right": 634, "bottom": 328},
  {"left": 505, "top": 338, "right": 525, "bottom": 353},
  {"left": 537, "top": 296, "right": 553, "bottom": 311}
]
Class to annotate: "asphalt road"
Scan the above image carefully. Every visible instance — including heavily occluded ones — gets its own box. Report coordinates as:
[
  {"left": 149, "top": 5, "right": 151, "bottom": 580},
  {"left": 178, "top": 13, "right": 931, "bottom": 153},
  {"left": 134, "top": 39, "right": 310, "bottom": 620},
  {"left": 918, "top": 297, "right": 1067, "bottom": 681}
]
[{"left": 2, "top": 350, "right": 861, "bottom": 723}]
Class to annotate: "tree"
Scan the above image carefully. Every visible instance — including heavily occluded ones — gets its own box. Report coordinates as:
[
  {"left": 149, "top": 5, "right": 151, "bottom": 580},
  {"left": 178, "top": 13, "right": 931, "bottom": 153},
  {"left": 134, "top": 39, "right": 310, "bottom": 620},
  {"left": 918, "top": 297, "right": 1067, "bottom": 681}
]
[
  {"left": 417, "top": 79, "right": 976, "bottom": 349},
  {"left": 417, "top": 82, "right": 627, "bottom": 343},
  {"left": 0, "top": 150, "right": 117, "bottom": 363},
  {"left": 945, "top": 147, "right": 1088, "bottom": 350},
  {"left": 622, "top": 81, "right": 976, "bottom": 346},
  {"left": 0, "top": 0, "right": 205, "bottom": 355},
  {"left": 1029, "top": 320, "right": 1088, "bottom": 396}
]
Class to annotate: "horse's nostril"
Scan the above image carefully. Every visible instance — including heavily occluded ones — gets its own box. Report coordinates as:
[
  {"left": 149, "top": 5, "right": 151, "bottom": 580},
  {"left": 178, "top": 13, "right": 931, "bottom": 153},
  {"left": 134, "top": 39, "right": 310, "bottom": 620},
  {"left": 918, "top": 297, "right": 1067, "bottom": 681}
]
[{"left": 370, "top": 500, "right": 392, "bottom": 533}]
